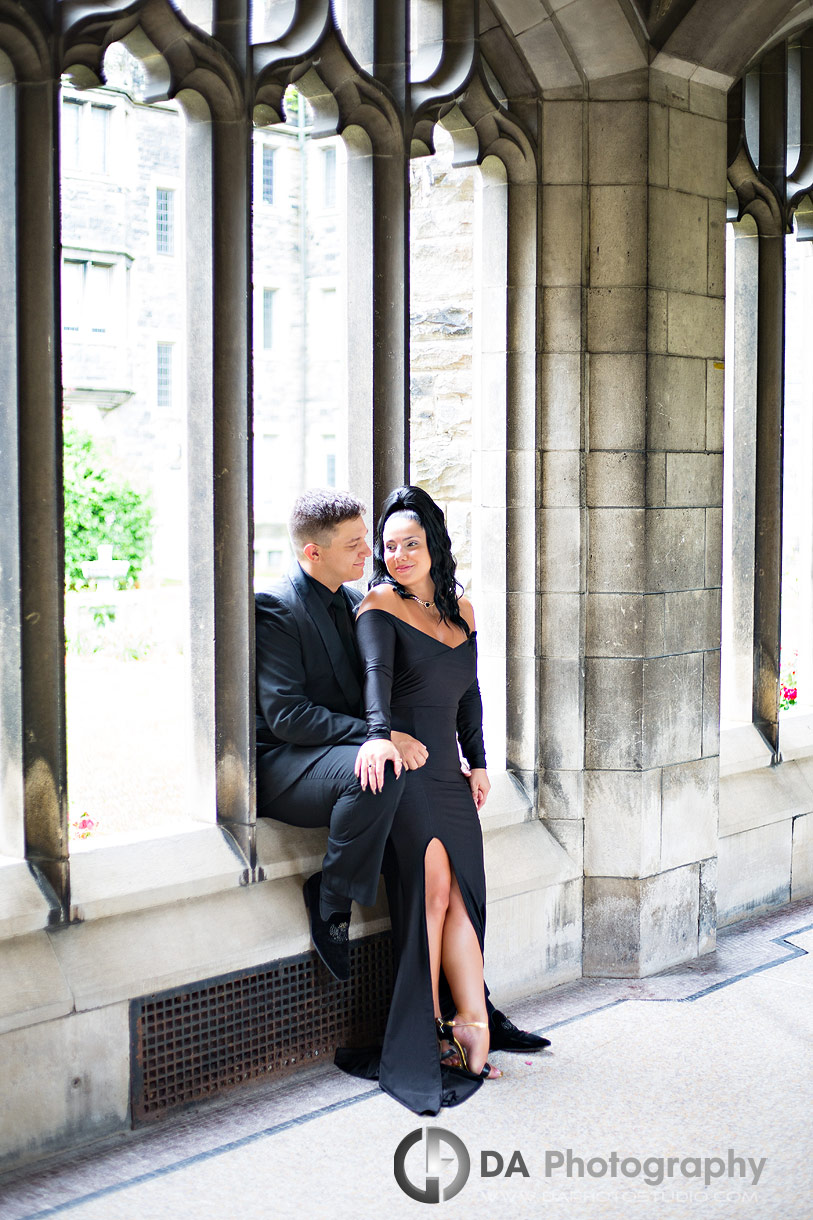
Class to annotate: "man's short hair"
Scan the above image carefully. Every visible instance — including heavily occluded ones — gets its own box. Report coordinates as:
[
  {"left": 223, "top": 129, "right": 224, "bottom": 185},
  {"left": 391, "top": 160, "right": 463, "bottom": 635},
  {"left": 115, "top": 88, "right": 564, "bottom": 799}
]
[{"left": 288, "top": 489, "right": 367, "bottom": 556}]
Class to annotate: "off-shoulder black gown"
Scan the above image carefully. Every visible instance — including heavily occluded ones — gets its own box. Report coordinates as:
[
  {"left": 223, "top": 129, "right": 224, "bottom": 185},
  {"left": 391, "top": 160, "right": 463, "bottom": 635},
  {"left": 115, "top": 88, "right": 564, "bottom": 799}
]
[{"left": 335, "top": 606, "right": 489, "bottom": 1115}]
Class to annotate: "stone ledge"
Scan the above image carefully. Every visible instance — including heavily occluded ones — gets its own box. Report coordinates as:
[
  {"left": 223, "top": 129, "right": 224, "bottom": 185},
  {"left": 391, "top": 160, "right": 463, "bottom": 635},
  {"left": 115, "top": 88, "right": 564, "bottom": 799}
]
[
  {"left": 0, "top": 932, "right": 73, "bottom": 1036},
  {"left": 719, "top": 722, "right": 773, "bottom": 777},
  {"left": 0, "top": 859, "right": 56, "bottom": 940},
  {"left": 0, "top": 785, "right": 578, "bottom": 1032},
  {"left": 68, "top": 825, "right": 248, "bottom": 923},
  {"left": 719, "top": 758, "right": 813, "bottom": 838},
  {"left": 779, "top": 712, "right": 813, "bottom": 762}
]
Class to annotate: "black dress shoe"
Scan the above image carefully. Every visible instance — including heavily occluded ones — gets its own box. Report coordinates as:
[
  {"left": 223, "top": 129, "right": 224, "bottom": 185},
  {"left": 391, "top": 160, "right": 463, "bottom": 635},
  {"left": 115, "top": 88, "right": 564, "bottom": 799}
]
[
  {"left": 303, "top": 872, "right": 351, "bottom": 982},
  {"left": 488, "top": 1008, "right": 551, "bottom": 1052}
]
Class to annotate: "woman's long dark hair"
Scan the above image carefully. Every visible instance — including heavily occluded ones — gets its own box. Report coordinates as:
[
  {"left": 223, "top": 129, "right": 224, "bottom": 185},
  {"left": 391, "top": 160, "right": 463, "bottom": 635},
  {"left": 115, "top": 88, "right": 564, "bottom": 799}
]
[{"left": 370, "top": 485, "right": 470, "bottom": 635}]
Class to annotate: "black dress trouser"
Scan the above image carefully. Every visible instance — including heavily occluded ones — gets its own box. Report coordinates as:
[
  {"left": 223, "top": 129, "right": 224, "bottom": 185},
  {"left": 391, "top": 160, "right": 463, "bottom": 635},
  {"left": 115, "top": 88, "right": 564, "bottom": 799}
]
[{"left": 259, "top": 745, "right": 406, "bottom": 916}]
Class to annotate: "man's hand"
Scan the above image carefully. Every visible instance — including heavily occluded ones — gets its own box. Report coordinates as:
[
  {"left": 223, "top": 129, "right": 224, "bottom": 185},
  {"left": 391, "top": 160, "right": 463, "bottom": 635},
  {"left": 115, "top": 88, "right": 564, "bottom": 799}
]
[
  {"left": 355, "top": 739, "right": 403, "bottom": 793},
  {"left": 391, "top": 731, "right": 428, "bottom": 771},
  {"left": 467, "top": 767, "right": 490, "bottom": 811}
]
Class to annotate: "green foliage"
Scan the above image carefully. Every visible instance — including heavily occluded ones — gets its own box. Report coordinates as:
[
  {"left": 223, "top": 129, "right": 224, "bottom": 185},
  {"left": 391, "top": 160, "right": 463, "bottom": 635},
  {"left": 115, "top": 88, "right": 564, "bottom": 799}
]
[{"left": 63, "top": 423, "right": 154, "bottom": 590}]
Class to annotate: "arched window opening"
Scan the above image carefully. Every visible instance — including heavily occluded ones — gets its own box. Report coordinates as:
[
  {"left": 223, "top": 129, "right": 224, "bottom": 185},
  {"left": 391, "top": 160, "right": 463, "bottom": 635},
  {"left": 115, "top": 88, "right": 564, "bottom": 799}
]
[
  {"left": 61, "top": 40, "right": 194, "bottom": 843},
  {"left": 252, "top": 84, "right": 349, "bottom": 587}
]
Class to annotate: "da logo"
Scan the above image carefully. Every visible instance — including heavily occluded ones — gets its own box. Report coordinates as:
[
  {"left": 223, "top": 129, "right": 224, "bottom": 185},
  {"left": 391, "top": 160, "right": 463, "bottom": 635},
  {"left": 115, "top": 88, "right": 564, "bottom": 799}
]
[{"left": 393, "top": 1127, "right": 471, "bottom": 1203}]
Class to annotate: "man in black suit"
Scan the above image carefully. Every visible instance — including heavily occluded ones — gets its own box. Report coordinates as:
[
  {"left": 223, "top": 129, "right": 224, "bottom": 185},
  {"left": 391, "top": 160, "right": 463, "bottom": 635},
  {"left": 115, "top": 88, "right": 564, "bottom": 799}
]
[
  {"left": 256, "top": 490, "right": 423, "bottom": 981},
  {"left": 256, "top": 489, "right": 549, "bottom": 1050}
]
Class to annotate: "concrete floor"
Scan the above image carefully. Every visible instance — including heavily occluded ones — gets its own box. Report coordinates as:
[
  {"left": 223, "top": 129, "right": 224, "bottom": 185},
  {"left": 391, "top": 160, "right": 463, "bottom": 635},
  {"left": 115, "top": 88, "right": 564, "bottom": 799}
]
[{"left": 2, "top": 897, "right": 812, "bottom": 1220}]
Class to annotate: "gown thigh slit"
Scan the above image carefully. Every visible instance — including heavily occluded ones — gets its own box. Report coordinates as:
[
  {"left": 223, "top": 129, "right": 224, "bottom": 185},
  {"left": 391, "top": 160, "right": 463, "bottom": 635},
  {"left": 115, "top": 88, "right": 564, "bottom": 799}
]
[{"left": 335, "top": 607, "right": 489, "bottom": 1115}]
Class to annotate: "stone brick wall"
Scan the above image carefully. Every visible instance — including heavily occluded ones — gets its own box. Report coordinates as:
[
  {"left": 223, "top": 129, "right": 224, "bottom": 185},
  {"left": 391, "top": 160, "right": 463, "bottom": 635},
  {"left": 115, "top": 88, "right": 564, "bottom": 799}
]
[{"left": 409, "top": 135, "right": 475, "bottom": 588}]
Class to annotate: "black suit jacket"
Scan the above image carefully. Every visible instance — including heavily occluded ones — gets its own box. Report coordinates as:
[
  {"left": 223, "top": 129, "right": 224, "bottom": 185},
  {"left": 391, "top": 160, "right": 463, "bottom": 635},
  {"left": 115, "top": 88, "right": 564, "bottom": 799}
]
[{"left": 255, "top": 563, "right": 367, "bottom": 806}]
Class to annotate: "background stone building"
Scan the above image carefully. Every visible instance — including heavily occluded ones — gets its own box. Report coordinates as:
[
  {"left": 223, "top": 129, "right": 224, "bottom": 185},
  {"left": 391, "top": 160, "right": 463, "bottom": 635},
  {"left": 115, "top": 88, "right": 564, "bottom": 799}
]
[{"left": 1, "top": 0, "right": 812, "bottom": 1171}]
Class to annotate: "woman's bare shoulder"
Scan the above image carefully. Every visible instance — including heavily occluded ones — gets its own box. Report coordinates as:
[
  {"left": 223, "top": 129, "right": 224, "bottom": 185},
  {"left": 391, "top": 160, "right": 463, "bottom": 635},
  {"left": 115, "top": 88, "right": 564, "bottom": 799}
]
[
  {"left": 458, "top": 595, "right": 476, "bottom": 632},
  {"left": 357, "top": 583, "right": 403, "bottom": 617}
]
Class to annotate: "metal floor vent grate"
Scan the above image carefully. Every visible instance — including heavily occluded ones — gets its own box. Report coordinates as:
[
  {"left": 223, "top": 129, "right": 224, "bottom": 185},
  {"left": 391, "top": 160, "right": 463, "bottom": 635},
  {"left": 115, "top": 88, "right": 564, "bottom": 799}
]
[{"left": 130, "top": 932, "right": 393, "bottom": 1123}]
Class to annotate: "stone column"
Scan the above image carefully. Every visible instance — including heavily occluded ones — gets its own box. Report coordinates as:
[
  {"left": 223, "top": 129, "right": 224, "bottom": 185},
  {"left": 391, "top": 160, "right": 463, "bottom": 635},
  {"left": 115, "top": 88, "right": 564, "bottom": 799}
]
[
  {"left": 537, "top": 98, "right": 586, "bottom": 869},
  {"left": 16, "top": 72, "right": 70, "bottom": 914},
  {"left": 582, "top": 69, "right": 726, "bottom": 975},
  {"left": 0, "top": 54, "right": 23, "bottom": 859},
  {"left": 371, "top": 0, "right": 409, "bottom": 509},
  {"left": 210, "top": 106, "right": 255, "bottom": 867}
]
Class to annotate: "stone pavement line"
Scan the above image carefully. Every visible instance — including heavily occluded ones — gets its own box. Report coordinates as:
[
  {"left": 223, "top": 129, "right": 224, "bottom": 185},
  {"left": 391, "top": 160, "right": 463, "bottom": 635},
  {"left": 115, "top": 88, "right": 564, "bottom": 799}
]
[
  {"left": 3, "top": 898, "right": 811, "bottom": 1220},
  {"left": 14, "top": 1091, "right": 377, "bottom": 1220},
  {"left": 543, "top": 917, "right": 813, "bottom": 1031}
]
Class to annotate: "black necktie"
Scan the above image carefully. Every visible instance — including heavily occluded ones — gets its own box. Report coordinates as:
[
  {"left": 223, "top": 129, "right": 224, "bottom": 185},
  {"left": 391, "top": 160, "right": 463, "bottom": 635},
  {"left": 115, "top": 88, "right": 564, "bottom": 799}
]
[{"left": 329, "top": 591, "right": 359, "bottom": 670}]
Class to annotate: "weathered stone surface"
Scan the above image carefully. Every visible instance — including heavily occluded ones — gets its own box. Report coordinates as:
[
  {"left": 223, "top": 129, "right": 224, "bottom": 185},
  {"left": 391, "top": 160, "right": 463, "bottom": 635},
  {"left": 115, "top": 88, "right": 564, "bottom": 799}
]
[
  {"left": 543, "top": 285, "right": 582, "bottom": 352},
  {"left": 539, "top": 766, "right": 584, "bottom": 820},
  {"left": 0, "top": 861, "right": 55, "bottom": 939},
  {"left": 642, "top": 651, "right": 704, "bottom": 767},
  {"left": 667, "top": 292, "right": 725, "bottom": 359},
  {"left": 717, "top": 822, "right": 792, "bottom": 927},
  {"left": 650, "top": 67, "right": 689, "bottom": 111},
  {"left": 0, "top": 1004, "right": 130, "bottom": 1169},
  {"left": 590, "top": 186, "right": 647, "bottom": 288},
  {"left": 689, "top": 80, "right": 727, "bottom": 122},
  {"left": 518, "top": 18, "right": 582, "bottom": 94},
  {"left": 559, "top": 1, "right": 646, "bottom": 84},
  {"left": 588, "top": 100, "right": 647, "bottom": 185},
  {"left": 646, "top": 508, "right": 706, "bottom": 591},
  {"left": 588, "top": 353, "right": 646, "bottom": 450},
  {"left": 668, "top": 108, "right": 727, "bottom": 199},
  {"left": 587, "top": 287, "right": 647, "bottom": 352},
  {"left": 588, "top": 508, "right": 646, "bottom": 592},
  {"left": 660, "top": 757, "right": 719, "bottom": 870},
  {"left": 0, "top": 932, "right": 72, "bottom": 1035},
  {"left": 584, "top": 767, "right": 661, "bottom": 877},
  {"left": 543, "top": 817, "right": 584, "bottom": 869},
  {"left": 540, "top": 591, "right": 582, "bottom": 659},
  {"left": 507, "top": 504, "right": 536, "bottom": 592},
  {"left": 586, "top": 450, "right": 645, "bottom": 507},
  {"left": 707, "top": 198, "right": 726, "bottom": 297},
  {"left": 538, "top": 656, "right": 584, "bottom": 770},
  {"left": 539, "top": 506, "right": 582, "bottom": 593},
  {"left": 719, "top": 759, "right": 813, "bottom": 837},
  {"left": 586, "top": 591, "right": 644, "bottom": 657},
  {"left": 648, "top": 286, "right": 668, "bottom": 353},
  {"left": 704, "top": 506, "right": 723, "bottom": 587},
  {"left": 664, "top": 451, "right": 722, "bottom": 507},
  {"left": 648, "top": 354, "right": 707, "bottom": 450},
  {"left": 542, "top": 184, "right": 583, "bottom": 287},
  {"left": 698, "top": 856, "right": 717, "bottom": 954},
  {"left": 583, "top": 864, "right": 700, "bottom": 976},
  {"left": 648, "top": 102, "right": 669, "bottom": 188},
  {"left": 541, "top": 100, "right": 584, "bottom": 185},
  {"left": 791, "top": 812, "right": 813, "bottom": 900},
  {"left": 508, "top": 448, "right": 537, "bottom": 508},
  {"left": 648, "top": 187, "right": 707, "bottom": 295},
  {"left": 646, "top": 452, "right": 666, "bottom": 506},
  {"left": 702, "top": 649, "right": 721, "bottom": 757},
  {"left": 542, "top": 449, "right": 581, "bottom": 507},
  {"left": 506, "top": 590, "right": 536, "bottom": 658},
  {"left": 585, "top": 657, "right": 643, "bottom": 769},
  {"left": 540, "top": 353, "right": 582, "bottom": 449},
  {"left": 485, "top": 876, "right": 582, "bottom": 999},
  {"left": 669, "top": 587, "right": 721, "bottom": 652},
  {"left": 705, "top": 357, "right": 725, "bottom": 451}
]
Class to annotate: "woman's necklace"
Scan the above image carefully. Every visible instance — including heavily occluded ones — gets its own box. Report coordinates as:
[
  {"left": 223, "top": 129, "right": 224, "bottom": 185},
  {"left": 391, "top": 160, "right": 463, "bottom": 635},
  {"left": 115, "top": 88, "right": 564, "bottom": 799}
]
[{"left": 404, "top": 592, "right": 433, "bottom": 609}]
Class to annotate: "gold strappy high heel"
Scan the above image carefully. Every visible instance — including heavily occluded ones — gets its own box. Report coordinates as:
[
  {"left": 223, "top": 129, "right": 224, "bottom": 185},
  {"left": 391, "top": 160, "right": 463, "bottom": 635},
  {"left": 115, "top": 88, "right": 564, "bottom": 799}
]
[{"left": 435, "top": 1018, "right": 501, "bottom": 1079}]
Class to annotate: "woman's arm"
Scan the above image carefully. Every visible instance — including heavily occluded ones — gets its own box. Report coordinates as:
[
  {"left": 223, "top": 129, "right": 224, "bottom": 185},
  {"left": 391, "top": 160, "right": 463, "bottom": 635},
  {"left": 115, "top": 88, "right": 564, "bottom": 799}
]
[
  {"left": 456, "top": 599, "right": 490, "bottom": 809},
  {"left": 353, "top": 609, "right": 403, "bottom": 792}
]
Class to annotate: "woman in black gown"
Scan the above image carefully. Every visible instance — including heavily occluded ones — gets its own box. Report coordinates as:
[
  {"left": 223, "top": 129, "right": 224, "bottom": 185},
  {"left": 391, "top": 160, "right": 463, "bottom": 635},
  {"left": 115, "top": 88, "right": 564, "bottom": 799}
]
[{"left": 344, "top": 485, "right": 500, "bottom": 1115}]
